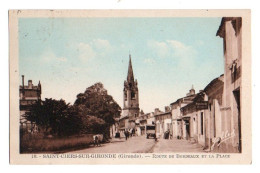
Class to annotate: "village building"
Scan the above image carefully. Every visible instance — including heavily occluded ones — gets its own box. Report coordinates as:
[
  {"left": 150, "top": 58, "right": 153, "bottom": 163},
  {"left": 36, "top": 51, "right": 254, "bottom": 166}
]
[
  {"left": 137, "top": 112, "right": 155, "bottom": 136},
  {"left": 203, "top": 75, "right": 224, "bottom": 151},
  {"left": 170, "top": 86, "right": 197, "bottom": 139},
  {"left": 173, "top": 17, "right": 242, "bottom": 153},
  {"left": 179, "top": 76, "right": 224, "bottom": 150},
  {"left": 147, "top": 112, "right": 155, "bottom": 125},
  {"left": 118, "top": 116, "right": 129, "bottom": 137},
  {"left": 110, "top": 117, "right": 119, "bottom": 138},
  {"left": 19, "top": 75, "right": 41, "bottom": 133},
  {"left": 119, "top": 54, "right": 140, "bottom": 134},
  {"left": 180, "top": 91, "right": 208, "bottom": 146},
  {"left": 154, "top": 107, "right": 172, "bottom": 138},
  {"left": 216, "top": 17, "right": 242, "bottom": 153}
]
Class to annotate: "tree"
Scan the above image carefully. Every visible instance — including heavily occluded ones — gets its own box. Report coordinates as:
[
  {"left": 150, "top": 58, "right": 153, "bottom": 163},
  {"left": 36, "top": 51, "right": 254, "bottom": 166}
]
[
  {"left": 25, "top": 98, "right": 81, "bottom": 136},
  {"left": 70, "top": 104, "right": 106, "bottom": 134},
  {"left": 25, "top": 83, "right": 121, "bottom": 138},
  {"left": 74, "top": 83, "right": 121, "bottom": 138}
]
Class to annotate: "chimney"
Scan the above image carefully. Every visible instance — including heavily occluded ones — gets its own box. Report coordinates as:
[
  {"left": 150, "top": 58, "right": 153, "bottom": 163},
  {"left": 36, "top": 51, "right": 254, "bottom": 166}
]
[
  {"left": 38, "top": 81, "right": 42, "bottom": 94},
  {"left": 189, "top": 85, "right": 195, "bottom": 95},
  {"left": 22, "top": 75, "right": 24, "bottom": 88},
  {"left": 165, "top": 106, "right": 170, "bottom": 112},
  {"left": 154, "top": 108, "right": 160, "bottom": 114},
  {"left": 28, "top": 80, "right": 33, "bottom": 89}
]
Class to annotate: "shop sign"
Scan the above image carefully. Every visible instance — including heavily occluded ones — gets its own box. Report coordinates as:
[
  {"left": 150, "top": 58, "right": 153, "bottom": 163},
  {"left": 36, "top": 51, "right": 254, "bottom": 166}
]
[
  {"left": 196, "top": 101, "right": 208, "bottom": 110},
  {"left": 182, "top": 117, "right": 190, "bottom": 121}
]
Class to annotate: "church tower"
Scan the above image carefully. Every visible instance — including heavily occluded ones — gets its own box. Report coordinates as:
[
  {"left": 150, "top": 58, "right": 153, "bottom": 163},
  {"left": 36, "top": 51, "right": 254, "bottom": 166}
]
[{"left": 122, "top": 54, "right": 140, "bottom": 121}]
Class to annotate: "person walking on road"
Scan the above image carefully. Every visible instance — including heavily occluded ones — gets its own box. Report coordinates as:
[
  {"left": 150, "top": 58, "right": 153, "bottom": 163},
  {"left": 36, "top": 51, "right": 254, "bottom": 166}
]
[
  {"left": 93, "top": 135, "right": 99, "bottom": 147},
  {"left": 124, "top": 130, "right": 129, "bottom": 140}
]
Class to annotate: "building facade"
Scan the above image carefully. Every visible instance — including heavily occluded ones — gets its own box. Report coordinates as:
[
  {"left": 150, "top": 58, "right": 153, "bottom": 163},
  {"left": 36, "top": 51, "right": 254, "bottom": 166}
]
[
  {"left": 137, "top": 112, "right": 155, "bottom": 136},
  {"left": 19, "top": 75, "right": 41, "bottom": 133},
  {"left": 165, "top": 17, "right": 242, "bottom": 153},
  {"left": 170, "top": 86, "right": 197, "bottom": 139},
  {"left": 154, "top": 107, "right": 172, "bottom": 138},
  {"left": 110, "top": 118, "right": 119, "bottom": 138},
  {"left": 216, "top": 17, "right": 242, "bottom": 153},
  {"left": 181, "top": 92, "right": 208, "bottom": 146},
  {"left": 178, "top": 77, "right": 224, "bottom": 149},
  {"left": 203, "top": 75, "right": 224, "bottom": 151}
]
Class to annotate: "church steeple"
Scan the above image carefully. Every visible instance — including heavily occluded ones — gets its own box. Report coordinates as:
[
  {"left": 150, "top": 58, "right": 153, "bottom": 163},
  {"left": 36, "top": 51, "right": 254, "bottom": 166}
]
[
  {"left": 122, "top": 53, "right": 140, "bottom": 119},
  {"left": 127, "top": 54, "right": 134, "bottom": 84}
]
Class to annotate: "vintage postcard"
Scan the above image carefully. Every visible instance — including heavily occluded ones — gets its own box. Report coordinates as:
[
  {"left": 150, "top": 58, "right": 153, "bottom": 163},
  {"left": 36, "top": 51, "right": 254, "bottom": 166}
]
[{"left": 9, "top": 10, "right": 251, "bottom": 164}]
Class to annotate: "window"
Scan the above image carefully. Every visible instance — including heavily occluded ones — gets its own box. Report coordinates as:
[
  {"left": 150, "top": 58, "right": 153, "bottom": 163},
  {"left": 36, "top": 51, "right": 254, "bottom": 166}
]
[
  {"left": 201, "top": 112, "right": 203, "bottom": 135},
  {"left": 124, "top": 92, "right": 127, "bottom": 101},
  {"left": 131, "top": 91, "right": 135, "bottom": 99}
]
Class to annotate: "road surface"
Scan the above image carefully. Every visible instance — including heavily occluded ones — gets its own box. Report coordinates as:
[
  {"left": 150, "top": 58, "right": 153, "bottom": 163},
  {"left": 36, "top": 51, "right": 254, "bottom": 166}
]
[
  {"left": 70, "top": 135, "right": 155, "bottom": 153},
  {"left": 152, "top": 137, "right": 204, "bottom": 153},
  {"left": 69, "top": 135, "right": 204, "bottom": 153}
]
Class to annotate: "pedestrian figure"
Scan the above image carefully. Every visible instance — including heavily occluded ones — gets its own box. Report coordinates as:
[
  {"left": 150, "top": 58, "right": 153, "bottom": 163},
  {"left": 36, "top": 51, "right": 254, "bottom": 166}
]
[
  {"left": 164, "top": 130, "right": 170, "bottom": 139},
  {"left": 129, "top": 129, "right": 132, "bottom": 137},
  {"left": 170, "top": 131, "right": 173, "bottom": 139},
  {"left": 93, "top": 135, "right": 100, "bottom": 147},
  {"left": 93, "top": 135, "right": 97, "bottom": 146},
  {"left": 132, "top": 128, "right": 135, "bottom": 137},
  {"left": 124, "top": 130, "right": 128, "bottom": 140}
]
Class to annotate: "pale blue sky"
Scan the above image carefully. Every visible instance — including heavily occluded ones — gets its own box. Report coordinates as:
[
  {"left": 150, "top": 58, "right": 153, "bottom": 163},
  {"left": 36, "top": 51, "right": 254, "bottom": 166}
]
[{"left": 19, "top": 18, "right": 223, "bottom": 113}]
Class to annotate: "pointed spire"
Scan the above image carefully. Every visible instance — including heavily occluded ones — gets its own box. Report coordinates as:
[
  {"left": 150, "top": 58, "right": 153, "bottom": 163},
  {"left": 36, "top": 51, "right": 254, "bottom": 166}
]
[
  {"left": 127, "top": 54, "right": 134, "bottom": 83},
  {"left": 192, "top": 84, "right": 194, "bottom": 90}
]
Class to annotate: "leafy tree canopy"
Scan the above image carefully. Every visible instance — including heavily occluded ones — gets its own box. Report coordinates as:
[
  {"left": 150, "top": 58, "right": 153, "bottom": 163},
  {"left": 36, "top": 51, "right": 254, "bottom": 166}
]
[
  {"left": 25, "top": 83, "right": 121, "bottom": 137},
  {"left": 25, "top": 98, "right": 81, "bottom": 136},
  {"left": 74, "top": 82, "right": 121, "bottom": 125}
]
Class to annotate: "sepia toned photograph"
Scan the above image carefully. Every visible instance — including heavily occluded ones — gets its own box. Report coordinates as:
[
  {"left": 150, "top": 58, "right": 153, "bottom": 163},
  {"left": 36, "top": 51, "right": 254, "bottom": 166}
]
[{"left": 9, "top": 10, "right": 251, "bottom": 164}]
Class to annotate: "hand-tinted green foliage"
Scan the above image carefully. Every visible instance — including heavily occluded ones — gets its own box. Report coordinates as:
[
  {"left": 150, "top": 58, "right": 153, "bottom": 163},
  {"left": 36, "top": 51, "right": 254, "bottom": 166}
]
[
  {"left": 74, "top": 83, "right": 121, "bottom": 137},
  {"left": 25, "top": 83, "right": 121, "bottom": 137},
  {"left": 25, "top": 98, "right": 82, "bottom": 136}
]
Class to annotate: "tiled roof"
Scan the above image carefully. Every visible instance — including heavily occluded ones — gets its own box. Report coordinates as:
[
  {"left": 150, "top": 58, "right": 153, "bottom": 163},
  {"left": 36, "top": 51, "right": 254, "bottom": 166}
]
[
  {"left": 154, "top": 111, "right": 171, "bottom": 117},
  {"left": 170, "top": 94, "right": 196, "bottom": 105}
]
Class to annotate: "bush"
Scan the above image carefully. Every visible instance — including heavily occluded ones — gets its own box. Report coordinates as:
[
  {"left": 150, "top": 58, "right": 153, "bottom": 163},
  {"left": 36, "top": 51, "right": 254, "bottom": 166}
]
[{"left": 20, "top": 133, "right": 94, "bottom": 153}]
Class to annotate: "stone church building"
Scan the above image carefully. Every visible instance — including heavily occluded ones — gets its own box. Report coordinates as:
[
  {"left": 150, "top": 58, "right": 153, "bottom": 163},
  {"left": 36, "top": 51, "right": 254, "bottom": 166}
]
[{"left": 119, "top": 54, "right": 140, "bottom": 133}]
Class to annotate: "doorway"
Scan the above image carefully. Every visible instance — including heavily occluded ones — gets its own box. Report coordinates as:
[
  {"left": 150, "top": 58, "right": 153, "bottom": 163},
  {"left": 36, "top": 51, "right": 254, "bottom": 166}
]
[
  {"left": 233, "top": 89, "right": 241, "bottom": 152},
  {"left": 185, "top": 120, "right": 190, "bottom": 140}
]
